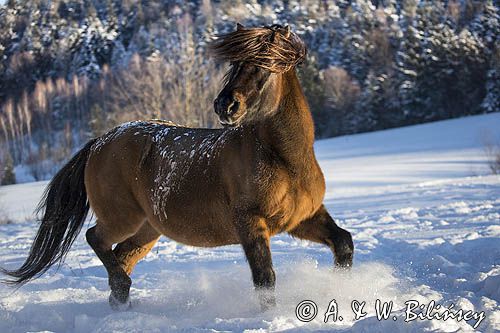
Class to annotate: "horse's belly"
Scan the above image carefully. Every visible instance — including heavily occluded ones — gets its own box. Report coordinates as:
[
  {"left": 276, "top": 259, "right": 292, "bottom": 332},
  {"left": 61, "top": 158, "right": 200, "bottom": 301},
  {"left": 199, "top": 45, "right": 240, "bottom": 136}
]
[
  {"left": 162, "top": 229, "right": 239, "bottom": 247},
  {"left": 143, "top": 164, "right": 240, "bottom": 246},
  {"left": 149, "top": 210, "right": 240, "bottom": 247}
]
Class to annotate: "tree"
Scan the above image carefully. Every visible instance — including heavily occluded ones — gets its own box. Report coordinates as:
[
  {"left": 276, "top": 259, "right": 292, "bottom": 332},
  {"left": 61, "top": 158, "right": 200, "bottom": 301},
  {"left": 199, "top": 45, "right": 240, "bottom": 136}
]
[
  {"left": 1, "top": 151, "right": 16, "bottom": 185},
  {"left": 297, "top": 55, "right": 328, "bottom": 137},
  {"left": 482, "top": 50, "right": 500, "bottom": 113},
  {"left": 323, "top": 66, "right": 363, "bottom": 136}
]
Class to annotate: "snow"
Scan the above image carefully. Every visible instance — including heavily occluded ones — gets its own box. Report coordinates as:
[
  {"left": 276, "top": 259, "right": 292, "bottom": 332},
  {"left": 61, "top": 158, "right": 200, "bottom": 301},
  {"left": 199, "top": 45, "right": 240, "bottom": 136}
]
[{"left": 0, "top": 113, "right": 499, "bottom": 332}]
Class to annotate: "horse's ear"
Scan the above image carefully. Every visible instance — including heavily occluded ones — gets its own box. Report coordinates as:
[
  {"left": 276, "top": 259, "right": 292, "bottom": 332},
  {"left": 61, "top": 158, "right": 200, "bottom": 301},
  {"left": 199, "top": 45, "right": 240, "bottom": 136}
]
[
  {"left": 284, "top": 25, "right": 291, "bottom": 39},
  {"left": 236, "top": 23, "right": 245, "bottom": 31}
]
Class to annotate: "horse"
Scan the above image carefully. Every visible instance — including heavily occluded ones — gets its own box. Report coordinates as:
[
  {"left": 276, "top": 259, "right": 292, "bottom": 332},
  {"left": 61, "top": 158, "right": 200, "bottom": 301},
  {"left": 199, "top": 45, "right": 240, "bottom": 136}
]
[{"left": 1, "top": 24, "right": 354, "bottom": 310}]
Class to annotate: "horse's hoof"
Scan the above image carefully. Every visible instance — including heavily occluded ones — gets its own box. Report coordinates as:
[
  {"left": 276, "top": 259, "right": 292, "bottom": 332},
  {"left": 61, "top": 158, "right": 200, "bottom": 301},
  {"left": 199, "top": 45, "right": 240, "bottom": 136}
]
[
  {"left": 109, "top": 292, "right": 131, "bottom": 311},
  {"left": 335, "top": 253, "right": 353, "bottom": 269},
  {"left": 260, "top": 299, "right": 276, "bottom": 312},
  {"left": 258, "top": 291, "right": 276, "bottom": 312},
  {"left": 335, "top": 262, "right": 352, "bottom": 270}
]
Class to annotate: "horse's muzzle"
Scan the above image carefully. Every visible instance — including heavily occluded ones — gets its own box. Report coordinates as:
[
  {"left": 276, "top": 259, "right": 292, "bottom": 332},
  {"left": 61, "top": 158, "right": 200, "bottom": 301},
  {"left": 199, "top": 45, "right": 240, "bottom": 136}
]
[{"left": 214, "top": 94, "right": 242, "bottom": 126}]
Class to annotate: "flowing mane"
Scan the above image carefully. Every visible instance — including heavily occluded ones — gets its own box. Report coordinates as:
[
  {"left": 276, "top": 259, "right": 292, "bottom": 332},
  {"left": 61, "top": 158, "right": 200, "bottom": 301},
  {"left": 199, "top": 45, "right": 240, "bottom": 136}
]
[{"left": 208, "top": 25, "right": 307, "bottom": 73}]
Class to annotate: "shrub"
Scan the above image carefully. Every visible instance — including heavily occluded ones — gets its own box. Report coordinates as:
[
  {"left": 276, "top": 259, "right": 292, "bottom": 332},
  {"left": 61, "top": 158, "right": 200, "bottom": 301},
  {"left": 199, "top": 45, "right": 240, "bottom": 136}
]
[{"left": 485, "top": 142, "right": 500, "bottom": 175}]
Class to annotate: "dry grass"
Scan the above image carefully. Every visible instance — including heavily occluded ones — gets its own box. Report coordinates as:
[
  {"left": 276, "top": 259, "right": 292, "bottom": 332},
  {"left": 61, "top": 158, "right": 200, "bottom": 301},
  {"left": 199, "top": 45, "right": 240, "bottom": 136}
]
[
  {"left": 485, "top": 143, "right": 500, "bottom": 175},
  {"left": 0, "top": 201, "right": 12, "bottom": 225},
  {"left": 482, "top": 131, "right": 500, "bottom": 175}
]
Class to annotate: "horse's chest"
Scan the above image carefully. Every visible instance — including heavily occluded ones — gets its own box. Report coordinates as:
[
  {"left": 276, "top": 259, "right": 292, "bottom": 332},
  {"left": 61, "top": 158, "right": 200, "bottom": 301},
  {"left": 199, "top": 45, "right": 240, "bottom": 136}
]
[{"left": 264, "top": 171, "right": 325, "bottom": 234}]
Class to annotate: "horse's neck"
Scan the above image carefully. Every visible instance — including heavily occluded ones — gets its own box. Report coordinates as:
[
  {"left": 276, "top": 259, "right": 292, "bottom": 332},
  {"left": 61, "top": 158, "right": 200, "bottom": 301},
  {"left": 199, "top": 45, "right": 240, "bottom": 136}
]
[{"left": 257, "top": 70, "right": 316, "bottom": 170}]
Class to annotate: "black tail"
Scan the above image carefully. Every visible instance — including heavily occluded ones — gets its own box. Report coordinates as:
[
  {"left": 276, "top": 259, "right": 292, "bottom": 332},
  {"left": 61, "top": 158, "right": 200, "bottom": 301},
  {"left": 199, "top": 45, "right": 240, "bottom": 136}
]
[{"left": 1, "top": 139, "right": 96, "bottom": 285}]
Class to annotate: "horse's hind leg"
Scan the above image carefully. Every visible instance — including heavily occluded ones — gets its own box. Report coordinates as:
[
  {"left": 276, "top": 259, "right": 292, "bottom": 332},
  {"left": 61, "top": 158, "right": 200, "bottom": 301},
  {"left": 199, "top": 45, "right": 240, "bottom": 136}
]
[
  {"left": 113, "top": 222, "right": 160, "bottom": 276},
  {"left": 86, "top": 223, "right": 137, "bottom": 309},
  {"left": 289, "top": 205, "right": 354, "bottom": 267}
]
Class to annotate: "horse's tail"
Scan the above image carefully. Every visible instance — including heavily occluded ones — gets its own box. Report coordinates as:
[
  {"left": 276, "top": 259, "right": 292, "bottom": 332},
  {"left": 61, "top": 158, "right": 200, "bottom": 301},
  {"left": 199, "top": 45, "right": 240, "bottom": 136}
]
[{"left": 1, "top": 139, "right": 96, "bottom": 285}]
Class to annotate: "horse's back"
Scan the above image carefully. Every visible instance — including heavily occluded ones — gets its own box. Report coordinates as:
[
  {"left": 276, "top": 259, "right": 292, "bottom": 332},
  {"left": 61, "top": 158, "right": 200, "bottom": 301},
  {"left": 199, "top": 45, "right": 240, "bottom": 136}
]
[{"left": 84, "top": 121, "right": 242, "bottom": 247}]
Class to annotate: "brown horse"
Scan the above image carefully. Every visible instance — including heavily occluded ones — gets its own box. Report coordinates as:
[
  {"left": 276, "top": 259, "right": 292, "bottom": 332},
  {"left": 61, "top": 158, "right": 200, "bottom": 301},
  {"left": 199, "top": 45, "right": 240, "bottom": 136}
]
[{"left": 1, "top": 24, "right": 353, "bottom": 310}]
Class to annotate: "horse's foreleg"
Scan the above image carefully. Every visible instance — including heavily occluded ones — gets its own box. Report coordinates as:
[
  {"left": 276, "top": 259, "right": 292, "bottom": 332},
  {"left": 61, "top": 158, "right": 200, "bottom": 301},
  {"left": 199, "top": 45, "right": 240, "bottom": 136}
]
[
  {"left": 113, "top": 223, "right": 161, "bottom": 275},
  {"left": 289, "top": 205, "right": 353, "bottom": 268},
  {"left": 236, "top": 215, "right": 276, "bottom": 310}
]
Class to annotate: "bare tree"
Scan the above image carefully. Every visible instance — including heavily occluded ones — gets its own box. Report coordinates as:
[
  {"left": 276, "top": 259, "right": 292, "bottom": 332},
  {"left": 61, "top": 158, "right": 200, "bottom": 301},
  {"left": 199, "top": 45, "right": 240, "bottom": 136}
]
[{"left": 104, "top": 22, "right": 223, "bottom": 132}]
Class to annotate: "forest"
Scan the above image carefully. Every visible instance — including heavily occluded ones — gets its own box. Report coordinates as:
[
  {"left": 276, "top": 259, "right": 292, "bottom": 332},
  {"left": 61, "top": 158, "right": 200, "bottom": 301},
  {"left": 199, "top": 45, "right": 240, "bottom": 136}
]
[{"left": 0, "top": 0, "right": 498, "bottom": 183}]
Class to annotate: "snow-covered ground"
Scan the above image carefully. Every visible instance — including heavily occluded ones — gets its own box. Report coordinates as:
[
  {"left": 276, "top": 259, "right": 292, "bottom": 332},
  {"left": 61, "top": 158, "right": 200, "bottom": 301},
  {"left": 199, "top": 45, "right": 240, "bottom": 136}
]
[{"left": 0, "top": 113, "right": 499, "bottom": 333}]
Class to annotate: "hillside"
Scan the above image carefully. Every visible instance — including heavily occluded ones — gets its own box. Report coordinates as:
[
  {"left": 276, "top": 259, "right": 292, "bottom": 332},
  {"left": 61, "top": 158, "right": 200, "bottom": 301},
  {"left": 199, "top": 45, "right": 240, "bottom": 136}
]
[{"left": 1, "top": 1, "right": 498, "bottom": 184}]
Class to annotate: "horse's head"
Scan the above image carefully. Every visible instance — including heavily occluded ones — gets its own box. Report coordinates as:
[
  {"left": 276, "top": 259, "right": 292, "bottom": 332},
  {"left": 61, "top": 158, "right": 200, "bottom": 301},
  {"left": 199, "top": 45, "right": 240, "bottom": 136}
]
[{"left": 210, "top": 24, "right": 306, "bottom": 127}]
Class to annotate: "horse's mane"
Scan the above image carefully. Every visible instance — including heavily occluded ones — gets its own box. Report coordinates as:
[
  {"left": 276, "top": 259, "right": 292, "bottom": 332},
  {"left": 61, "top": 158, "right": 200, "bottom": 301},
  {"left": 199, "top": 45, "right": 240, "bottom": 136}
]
[{"left": 208, "top": 25, "right": 307, "bottom": 73}]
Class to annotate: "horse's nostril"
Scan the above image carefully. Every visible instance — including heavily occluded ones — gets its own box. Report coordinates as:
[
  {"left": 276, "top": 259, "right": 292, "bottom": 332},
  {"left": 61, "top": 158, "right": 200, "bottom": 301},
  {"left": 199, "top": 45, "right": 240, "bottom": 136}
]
[
  {"left": 215, "top": 94, "right": 240, "bottom": 118},
  {"left": 228, "top": 100, "right": 240, "bottom": 116}
]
